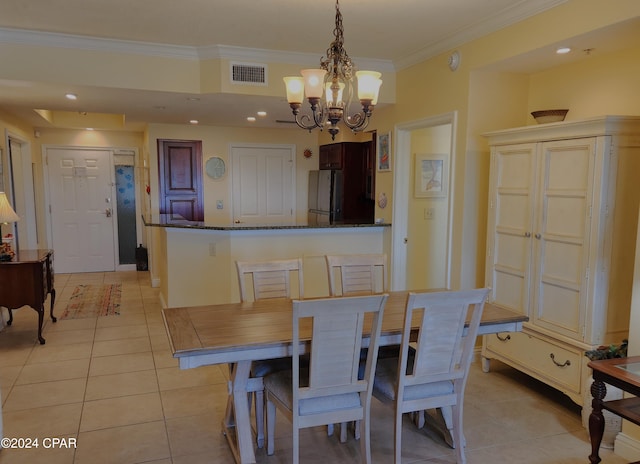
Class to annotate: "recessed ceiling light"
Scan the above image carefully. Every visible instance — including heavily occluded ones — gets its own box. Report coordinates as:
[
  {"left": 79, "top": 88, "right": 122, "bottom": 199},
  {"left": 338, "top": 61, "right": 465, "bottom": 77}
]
[
  {"left": 86, "top": 127, "right": 94, "bottom": 131},
  {"left": 247, "top": 116, "right": 256, "bottom": 122},
  {"left": 189, "top": 119, "right": 199, "bottom": 125},
  {"left": 257, "top": 111, "right": 267, "bottom": 117},
  {"left": 556, "top": 47, "right": 571, "bottom": 54},
  {"left": 65, "top": 93, "right": 78, "bottom": 100},
  {"left": 187, "top": 97, "right": 200, "bottom": 101}
]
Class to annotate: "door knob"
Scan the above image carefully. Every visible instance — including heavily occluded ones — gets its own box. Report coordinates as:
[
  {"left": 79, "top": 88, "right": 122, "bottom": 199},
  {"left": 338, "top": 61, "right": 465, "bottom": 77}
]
[
  {"left": 535, "top": 233, "right": 541, "bottom": 239},
  {"left": 105, "top": 208, "right": 112, "bottom": 217}
]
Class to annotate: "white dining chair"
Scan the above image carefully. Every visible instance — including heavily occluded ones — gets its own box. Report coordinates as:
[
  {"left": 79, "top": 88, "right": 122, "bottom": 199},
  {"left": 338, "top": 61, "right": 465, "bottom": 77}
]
[
  {"left": 372, "top": 288, "right": 489, "bottom": 464},
  {"left": 235, "top": 258, "right": 304, "bottom": 448},
  {"left": 263, "top": 294, "right": 388, "bottom": 464},
  {"left": 326, "top": 253, "right": 387, "bottom": 296},
  {"left": 325, "top": 253, "right": 389, "bottom": 441}
]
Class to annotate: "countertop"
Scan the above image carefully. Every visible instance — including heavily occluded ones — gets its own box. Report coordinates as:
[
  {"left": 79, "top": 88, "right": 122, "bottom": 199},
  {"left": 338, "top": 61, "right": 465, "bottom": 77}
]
[{"left": 142, "top": 214, "right": 390, "bottom": 231}]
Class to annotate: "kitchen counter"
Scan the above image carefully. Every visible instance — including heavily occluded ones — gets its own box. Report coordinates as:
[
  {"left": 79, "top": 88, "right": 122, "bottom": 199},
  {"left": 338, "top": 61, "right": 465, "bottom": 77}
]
[
  {"left": 143, "top": 214, "right": 390, "bottom": 230},
  {"left": 143, "top": 214, "right": 391, "bottom": 307}
]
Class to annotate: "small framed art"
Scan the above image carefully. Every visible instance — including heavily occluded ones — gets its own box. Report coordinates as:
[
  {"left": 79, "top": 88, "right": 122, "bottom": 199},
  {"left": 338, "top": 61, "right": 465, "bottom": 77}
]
[
  {"left": 414, "top": 154, "right": 448, "bottom": 198},
  {"left": 377, "top": 131, "right": 391, "bottom": 172}
]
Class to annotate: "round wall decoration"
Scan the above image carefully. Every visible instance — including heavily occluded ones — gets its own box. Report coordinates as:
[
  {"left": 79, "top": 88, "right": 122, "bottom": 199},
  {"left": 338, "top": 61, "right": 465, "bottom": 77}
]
[
  {"left": 303, "top": 148, "right": 313, "bottom": 158},
  {"left": 448, "top": 50, "right": 461, "bottom": 71},
  {"left": 205, "top": 156, "right": 226, "bottom": 180}
]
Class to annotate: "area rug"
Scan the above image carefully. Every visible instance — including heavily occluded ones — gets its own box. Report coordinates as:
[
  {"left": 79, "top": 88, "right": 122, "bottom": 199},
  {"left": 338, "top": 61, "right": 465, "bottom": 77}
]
[{"left": 59, "top": 284, "right": 122, "bottom": 319}]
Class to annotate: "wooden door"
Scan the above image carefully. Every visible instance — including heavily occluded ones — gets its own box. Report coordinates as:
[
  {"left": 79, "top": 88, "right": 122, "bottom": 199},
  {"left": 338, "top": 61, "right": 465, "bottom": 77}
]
[
  {"left": 157, "top": 139, "right": 203, "bottom": 221},
  {"left": 485, "top": 143, "right": 537, "bottom": 316}
]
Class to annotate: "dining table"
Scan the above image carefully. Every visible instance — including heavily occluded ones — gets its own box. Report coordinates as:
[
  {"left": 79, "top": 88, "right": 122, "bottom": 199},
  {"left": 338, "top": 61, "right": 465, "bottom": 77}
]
[{"left": 162, "top": 290, "right": 528, "bottom": 464}]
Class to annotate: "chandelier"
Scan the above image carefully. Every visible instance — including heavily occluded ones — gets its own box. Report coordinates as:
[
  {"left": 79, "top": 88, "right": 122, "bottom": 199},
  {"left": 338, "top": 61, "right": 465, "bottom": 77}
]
[{"left": 283, "top": 0, "right": 382, "bottom": 140}]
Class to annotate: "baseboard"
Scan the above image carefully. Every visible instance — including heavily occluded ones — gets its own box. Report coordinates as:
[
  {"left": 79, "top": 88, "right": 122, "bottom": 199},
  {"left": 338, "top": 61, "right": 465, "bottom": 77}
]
[
  {"left": 151, "top": 277, "right": 161, "bottom": 288},
  {"left": 614, "top": 432, "right": 640, "bottom": 461}
]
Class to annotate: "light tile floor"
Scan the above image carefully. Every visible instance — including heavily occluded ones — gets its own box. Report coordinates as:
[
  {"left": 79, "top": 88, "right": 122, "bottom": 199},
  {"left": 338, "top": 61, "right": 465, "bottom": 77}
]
[{"left": 0, "top": 271, "right": 629, "bottom": 463}]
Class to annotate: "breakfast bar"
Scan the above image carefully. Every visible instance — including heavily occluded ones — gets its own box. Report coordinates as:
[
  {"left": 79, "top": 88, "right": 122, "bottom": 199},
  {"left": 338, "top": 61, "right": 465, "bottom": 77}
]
[{"left": 144, "top": 215, "right": 391, "bottom": 308}]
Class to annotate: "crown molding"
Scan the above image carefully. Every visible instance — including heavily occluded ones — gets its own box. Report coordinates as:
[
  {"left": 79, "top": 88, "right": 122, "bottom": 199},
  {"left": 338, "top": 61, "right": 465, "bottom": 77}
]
[
  {"left": 0, "top": 27, "right": 199, "bottom": 60},
  {"left": 0, "top": 27, "right": 396, "bottom": 73},
  {"left": 393, "top": 0, "right": 567, "bottom": 70}
]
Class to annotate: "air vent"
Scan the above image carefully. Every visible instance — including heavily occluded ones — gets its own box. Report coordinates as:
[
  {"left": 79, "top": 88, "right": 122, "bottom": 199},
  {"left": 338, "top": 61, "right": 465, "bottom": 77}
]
[{"left": 231, "top": 62, "right": 267, "bottom": 86}]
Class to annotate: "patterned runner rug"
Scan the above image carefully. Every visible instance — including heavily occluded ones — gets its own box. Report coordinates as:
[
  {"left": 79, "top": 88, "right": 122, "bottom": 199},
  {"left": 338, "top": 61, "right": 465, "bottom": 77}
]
[{"left": 60, "top": 284, "right": 122, "bottom": 319}]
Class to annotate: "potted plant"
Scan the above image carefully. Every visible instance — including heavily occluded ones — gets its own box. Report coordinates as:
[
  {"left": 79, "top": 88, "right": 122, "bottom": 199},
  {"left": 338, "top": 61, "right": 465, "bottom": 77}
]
[{"left": 585, "top": 339, "right": 628, "bottom": 361}]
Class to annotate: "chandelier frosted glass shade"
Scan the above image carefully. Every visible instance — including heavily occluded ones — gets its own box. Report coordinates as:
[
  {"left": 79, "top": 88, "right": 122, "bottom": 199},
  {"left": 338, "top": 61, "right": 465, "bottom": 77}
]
[{"left": 283, "top": 0, "right": 382, "bottom": 140}]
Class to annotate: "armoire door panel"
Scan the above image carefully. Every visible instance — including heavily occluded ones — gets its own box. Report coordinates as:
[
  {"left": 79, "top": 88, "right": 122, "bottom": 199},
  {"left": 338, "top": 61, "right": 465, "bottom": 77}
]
[
  {"left": 486, "top": 143, "right": 536, "bottom": 316},
  {"left": 531, "top": 138, "right": 595, "bottom": 338}
]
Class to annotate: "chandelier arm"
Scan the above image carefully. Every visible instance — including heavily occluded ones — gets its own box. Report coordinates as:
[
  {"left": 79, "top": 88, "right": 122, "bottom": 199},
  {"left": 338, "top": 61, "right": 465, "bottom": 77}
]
[{"left": 341, "top": 109, "right": 371, "bottom": 131}]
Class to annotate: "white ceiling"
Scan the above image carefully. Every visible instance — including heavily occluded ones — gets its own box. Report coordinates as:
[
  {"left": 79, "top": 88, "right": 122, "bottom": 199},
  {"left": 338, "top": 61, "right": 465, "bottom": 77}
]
[{"left": 0, "top": 0, "right": 637, "bottom": 131}]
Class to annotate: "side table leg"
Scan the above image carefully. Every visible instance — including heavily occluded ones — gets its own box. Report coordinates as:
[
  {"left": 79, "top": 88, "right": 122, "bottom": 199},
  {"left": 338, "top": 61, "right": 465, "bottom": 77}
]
[
  {"left": 589, "top": 379, "right": 607, "bottom": 464},
  {"left": 37, "top": 306, "right": 45, "bottom": 344},
  {"left": 50, "top": 289, "right": 57, "bottom": 322}
]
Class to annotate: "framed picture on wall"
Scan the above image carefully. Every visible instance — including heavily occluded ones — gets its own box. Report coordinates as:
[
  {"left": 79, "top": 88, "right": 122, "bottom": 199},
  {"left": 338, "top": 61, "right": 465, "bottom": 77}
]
[
  {"left": 377, "top": 132, "right": 391, "bottom": 172},
  {"left": 414, "top": 154, "right": 448, "bottom": 197}
]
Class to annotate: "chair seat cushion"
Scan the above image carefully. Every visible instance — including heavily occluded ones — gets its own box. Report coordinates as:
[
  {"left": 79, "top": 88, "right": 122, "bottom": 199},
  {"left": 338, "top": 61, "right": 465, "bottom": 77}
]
[
  {"left": 264, "top": 369, "right": 362, "bottom": 416},
  {"left": 373, "top": 356, "right": 454, "bottom": 401},
  {"left": 251, "top": 357, "right": 292, "bottom": 377}
]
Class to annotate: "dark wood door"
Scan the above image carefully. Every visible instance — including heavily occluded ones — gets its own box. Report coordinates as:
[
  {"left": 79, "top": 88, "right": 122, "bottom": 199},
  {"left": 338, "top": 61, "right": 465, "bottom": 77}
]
[{"left": 158, "top": 139, "right": 204, "bottom": 221}]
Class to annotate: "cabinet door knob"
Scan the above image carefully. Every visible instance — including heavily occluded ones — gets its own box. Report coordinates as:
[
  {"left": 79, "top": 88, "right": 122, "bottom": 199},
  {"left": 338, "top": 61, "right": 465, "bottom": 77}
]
[
  {"left": 535, "top": 233, "right": 541, "bottom": 239},
  {"left": 524, "top": 232, "right": 531, "bottom": 237}
]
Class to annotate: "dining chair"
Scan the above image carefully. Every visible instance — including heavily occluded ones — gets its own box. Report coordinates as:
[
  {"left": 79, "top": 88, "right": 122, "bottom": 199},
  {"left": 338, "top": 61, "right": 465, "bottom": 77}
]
[
  {"left": 263, "top": 293, "right": 388, "bottom": 464},
  {"left": 372, "top": 288, "right": 489, "bottom": 464},
  {"left": 235, "top": 258, "right": 304, "bottom": 448},
  {"left": 326, "top": 253, "right": 389, "bottom": 441},
  {"left": 325, "top": 253, "right": 387, "bottom": 296}
]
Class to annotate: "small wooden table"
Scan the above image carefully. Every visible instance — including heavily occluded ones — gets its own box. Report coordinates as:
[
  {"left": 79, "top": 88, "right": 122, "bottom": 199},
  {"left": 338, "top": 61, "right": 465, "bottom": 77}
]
[
  {"left": 163, "top": 291, "right": 527, "bottom": 464},
  {"left": 588, "top": 356, "right": 640, "bottom": 464},
  {"left": 0, "top": 249, "right": 56, "bottom": 344}
]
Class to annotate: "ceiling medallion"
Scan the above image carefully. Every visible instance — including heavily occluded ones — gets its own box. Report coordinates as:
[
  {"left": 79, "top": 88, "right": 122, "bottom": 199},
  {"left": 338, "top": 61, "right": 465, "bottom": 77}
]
[{"left": 283, "top": 0, "right": 382, "bottom": 140}]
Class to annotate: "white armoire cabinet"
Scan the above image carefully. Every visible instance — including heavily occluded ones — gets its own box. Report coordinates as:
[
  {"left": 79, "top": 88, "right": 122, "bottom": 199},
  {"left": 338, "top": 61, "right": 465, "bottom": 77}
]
[{"left": 481, "top": 116, "right": 640, "bottom": 423}]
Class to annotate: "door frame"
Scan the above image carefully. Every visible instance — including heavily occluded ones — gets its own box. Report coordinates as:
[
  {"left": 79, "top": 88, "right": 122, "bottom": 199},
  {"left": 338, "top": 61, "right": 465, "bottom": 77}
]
[
  {"left": 391, "top": 112, "right": 457, "bottom": 290},
  {"left": 42, "top": 144, "right": 142, "bottom": 271},
  {"left": 4, "top": 130, "right": 38, "bottom": 249}
]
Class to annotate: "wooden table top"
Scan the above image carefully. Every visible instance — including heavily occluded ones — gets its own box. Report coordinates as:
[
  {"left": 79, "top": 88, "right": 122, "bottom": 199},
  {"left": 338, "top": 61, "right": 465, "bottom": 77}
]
[{"left": 162, "top": 291, "right": 528, "bottom": 361}]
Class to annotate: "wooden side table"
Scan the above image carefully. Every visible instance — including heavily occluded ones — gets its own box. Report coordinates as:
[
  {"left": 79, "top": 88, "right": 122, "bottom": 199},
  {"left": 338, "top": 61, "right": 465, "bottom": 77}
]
[
  {"left": 588, "top": 356, "right": 640, "bottom": 464},
  {"left": 0, "top": 249, "right": 56, "bottom": 344}
]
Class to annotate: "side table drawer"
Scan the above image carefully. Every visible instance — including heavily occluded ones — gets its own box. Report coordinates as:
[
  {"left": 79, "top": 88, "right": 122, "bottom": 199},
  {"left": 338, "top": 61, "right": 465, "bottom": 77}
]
[{"left": 484, "top": 331, "right": 582, "bottom": 395}]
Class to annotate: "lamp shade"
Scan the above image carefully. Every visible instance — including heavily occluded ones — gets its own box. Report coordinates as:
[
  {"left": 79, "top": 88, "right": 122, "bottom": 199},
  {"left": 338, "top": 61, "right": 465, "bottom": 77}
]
[
  {"left": 356, "top": 71, "right": 382, "bottom": 103},
  {"left": 0, "top": 192, "right": 20, "bottom": 223},
  {"left": 300, "top": 69, "right": 327, "bottom": 99},
  {"left": 283, "top": 76, "right": 305, "bottom": 104}
]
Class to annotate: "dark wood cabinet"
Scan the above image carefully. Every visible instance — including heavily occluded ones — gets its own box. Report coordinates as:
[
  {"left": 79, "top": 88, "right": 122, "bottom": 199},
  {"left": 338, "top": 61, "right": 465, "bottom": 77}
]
[
  {"left": 0, "top": 249, "right": 56, "bottom": 344},
  {"left": 319, "top": 142, "right": 375, "bottom": 224}
]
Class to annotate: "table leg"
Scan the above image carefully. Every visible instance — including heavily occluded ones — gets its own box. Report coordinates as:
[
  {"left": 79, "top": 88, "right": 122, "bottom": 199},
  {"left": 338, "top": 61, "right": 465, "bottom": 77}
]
[
  {"left": 221, "top": 360, "right": 256, "bottom": 464},
  {"left": 589, "top": 378, "right": 607, "bottom": 464}
]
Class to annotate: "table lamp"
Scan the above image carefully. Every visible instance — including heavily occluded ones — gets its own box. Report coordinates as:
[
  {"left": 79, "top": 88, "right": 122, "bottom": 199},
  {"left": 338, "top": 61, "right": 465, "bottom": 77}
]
[{"left": 0, "top": 191, "right": 20, "bottom": 261}]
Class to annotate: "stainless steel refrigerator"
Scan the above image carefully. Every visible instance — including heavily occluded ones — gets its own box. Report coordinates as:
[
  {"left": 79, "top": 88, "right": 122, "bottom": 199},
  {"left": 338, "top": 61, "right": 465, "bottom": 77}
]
[{"left": 308, "top": 170, "right": 344, "bottom": 225}]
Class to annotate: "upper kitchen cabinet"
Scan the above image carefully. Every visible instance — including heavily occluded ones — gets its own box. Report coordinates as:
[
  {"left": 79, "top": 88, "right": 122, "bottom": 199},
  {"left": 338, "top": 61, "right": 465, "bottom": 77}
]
[
  {"left": 481, "top": 116, "right": 640, "bottom": 423},
  {"left": 319, "top": 142, "right": 375, "bottom": 223}
]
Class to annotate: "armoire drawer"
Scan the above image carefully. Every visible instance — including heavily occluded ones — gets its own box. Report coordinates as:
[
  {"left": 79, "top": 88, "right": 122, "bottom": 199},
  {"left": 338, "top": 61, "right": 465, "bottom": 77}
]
[{"left": 484, "top": 331, "right": 583, "bottom": 395}]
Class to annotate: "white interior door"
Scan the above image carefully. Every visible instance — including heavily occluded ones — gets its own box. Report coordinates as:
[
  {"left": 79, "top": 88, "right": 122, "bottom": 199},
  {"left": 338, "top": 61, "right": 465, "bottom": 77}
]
[
  {"left": 46, "top": 147, "right": 116, "bottom": 273},
  {"left": 231, "top": 144, "right": 295, "bottom": 225}
]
